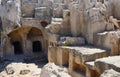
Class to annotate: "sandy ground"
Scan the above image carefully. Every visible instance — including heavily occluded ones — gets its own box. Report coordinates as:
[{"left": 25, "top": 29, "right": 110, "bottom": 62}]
[
  {"left": 0, "top": 62, "right": 43, "bottom": 77},
  {"left": 0, "top": 55, "right": 47, "bottom": 77}
]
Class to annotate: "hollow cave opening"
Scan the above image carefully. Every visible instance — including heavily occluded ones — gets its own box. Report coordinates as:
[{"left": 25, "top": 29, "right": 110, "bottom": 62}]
[
  {"left": 13, "top": 41, "right": 23, "bottom": 55},
  {"left": 32, "top": 41, "right": 42, "bottom": 53}
]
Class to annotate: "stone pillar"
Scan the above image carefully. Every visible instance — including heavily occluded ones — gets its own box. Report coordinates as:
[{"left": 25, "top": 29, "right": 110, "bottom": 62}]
[
  {"left": 56, "top": 47, "right": 63, "bottom": 66},
  {"left": 61, "top": 48, "right": 69, "bottom": 66},
  {"left": 26, "top": 40, "right": 33, "bottom": 56},
  {"left": 68, "top": 50, "right": 74, "bottom": 74},
  {"left": 48, "top": 47, "right": 57, "bottom": 64},
  {"left": 44, "top": 39, "right": 48, "bottom": 54},
  {"left": 70, "top": 4, "right": 81, "bottom": 36}
]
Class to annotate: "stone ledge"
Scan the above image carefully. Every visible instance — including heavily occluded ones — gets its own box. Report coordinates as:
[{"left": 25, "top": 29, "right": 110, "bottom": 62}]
[
  {"left": 62, "top": 46, "right": 109, "bottom": 62},
  {"left": 95, "top": 56, "right": 120, "bottom": 73},
  {"left": 85, "top": 61, "right": 95, "bottom": 69}
]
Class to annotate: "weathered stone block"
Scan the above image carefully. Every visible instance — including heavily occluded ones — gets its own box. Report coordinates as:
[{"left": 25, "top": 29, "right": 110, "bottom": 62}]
[
  {"left": 21, "top": 3, "right": 38, "bottom": 17},
  {"left": 93, "top": 31, "right": 120, "bottom": 55},
  {"left": 64, "top": 46, "right": 109, "bottom": 62},
  {"left": 59, "top": 37, "right": 85, "bottom": 46},
  {"left": 53, "top": 4, "right": 66, "bottom": 18},
  {"left": 48, "top": 47, "right": 57, "bottom": 64},
  {"left": 70, "top": 4, "right": 82, "bottom": 37},
  {"left": 35, "top": 7, "right": 51, "bottom": 18},
  {"left": 95, "top": 56, "right": 120, "bottom": 73},
  {"left": 40, "top": 63, "right": 71, "bottom": 77},
  {"left": 100, "top": 69, "right": 120, "bottom": 77}
]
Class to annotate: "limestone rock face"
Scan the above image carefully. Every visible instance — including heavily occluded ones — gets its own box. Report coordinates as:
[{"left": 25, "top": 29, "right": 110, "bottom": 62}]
[
  {"left": 69, "top": 1, "right": 114, "bottom": 44},
  {"left": 95, "top": 56, "right": 120, "bottom": 73},
  {"left": 94, "top": 31, "right": 120, "bottom": 48},
  {"left": 35, "top": 7, "right": 51, "bottom": 19},
  {"left": 53, "top": 3, "right": 66, "bottom": 18},
  {"left": 46, "top": 18, "right": 63, "bottom": 34},
  {"left": 46, "top": 17, "right": 71, "bottom": 35},
  {"left": 0, "top": 62, "right": 42, "bottom": 77},
  {"left": 109, "top": 0, "right": 120, "bottom": 20},
  {"left": 101, "top": 69, "right": 120, "bottom": 77},
  {"left": 0, "top": 0, "right": 21, "bottom": 34},
  {"left": 21, "top": 2, "right": 38, "bottom": 17},
  {"left": 94, "top": 30, "right": 120, "bottom": 55},
  {"left": 40, "top": 63, "right": 71, "bottom": 77},
  {"left": 70, "top": 2, "right": 83, "bottom": 37},
  {"left": 5, "top": 66, "right": 16, "bottom": 75},
  {"left": 0, "top": 0, "right": 120, "bottom": 77},
  {"left": 1, "top": 0, "right": 21, "bottom": 25}
]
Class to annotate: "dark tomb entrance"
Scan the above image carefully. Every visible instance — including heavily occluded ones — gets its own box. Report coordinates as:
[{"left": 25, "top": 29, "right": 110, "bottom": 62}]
[
  {"left": 13, "top": 41, "right": 23, "bottom": 55},
  {"left": 33, "top": 41, "right": 42, "bottom": 52}
]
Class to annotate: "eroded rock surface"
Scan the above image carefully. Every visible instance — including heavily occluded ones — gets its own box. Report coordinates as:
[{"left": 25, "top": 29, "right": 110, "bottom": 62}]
[
  {"left": 101, "top": 69, "right": 120, "bottom": 77},
  {"left": 40, "top": 63, "right": 71, "bottom": 77},
  {"left": 0, "top": 62, "right": 42, "bottom": 77}
]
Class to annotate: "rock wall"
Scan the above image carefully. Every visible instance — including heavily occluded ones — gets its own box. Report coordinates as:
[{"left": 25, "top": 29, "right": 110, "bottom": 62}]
[
  {"left": 40, "top": 63, "right": 71, "bottom": 77},
  {"left": 0, "top": 0, "right": 21, "bottom": 37},
  {"left": 94, "top": 30, "right": 120, "bottom": 55},
  {"left": 109, "top": 0, "right": 120, "bottom": 20}
]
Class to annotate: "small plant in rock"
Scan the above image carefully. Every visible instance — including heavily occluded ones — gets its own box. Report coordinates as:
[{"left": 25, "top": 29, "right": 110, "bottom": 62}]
[
  {"left": 21, "top": 13, "right": 26, "bottom": 17},
  {"left": 66, "top": 12, "right": 70, "bottom": 17},
  {"left": 64, "top": 42, "right": 71, "bottom": 46}
]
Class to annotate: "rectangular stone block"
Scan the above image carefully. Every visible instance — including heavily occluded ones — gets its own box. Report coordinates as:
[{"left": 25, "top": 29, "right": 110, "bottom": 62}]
[
  {"left": 93, "top": 31, "right": 120, "bottom": 55},
  {"left": 35, "top": 7, "right": 51, "bottom": 18},
  {"left": 21, "top": 3, "right": 38, "bottom": 17}
]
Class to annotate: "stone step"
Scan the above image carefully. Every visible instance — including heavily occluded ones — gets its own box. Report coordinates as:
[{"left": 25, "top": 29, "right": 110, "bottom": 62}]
[
  {"left": 101, "top": 69, "right": 120, "bottom": 77},
  {"left": 85, "top": 56, "right": 120, "bottom": 77},
  {"left": 48, "top": 46, "right": 110, "bottom": 66},
  {"left": 51, "top": 18, "right": 63, "bottom": 24},
  {"left": 64, "top": 46, "right": 109, "bottom": 63},
  {"left": 93, "top": 31, "right": 120, "bottom": 49},
  {"left": 95, "top": 56, "right": 120, "bottom": 73},
  {"left": 85, "top": 61, "right": 101, "bottom": 77}
]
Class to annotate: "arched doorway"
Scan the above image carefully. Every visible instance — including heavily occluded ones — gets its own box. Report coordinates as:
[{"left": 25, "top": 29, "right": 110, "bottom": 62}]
[
  {"left": 6, "top": 26, "right": 47, "bottom": 57},
  {"left": 27, "top": 27, "right": 43, "bottom": 38},
  {"left": 32, "top": 41, "right": 42, "bottom": 52},
  {"left": 12, "top": 41, "right": 23, "bottom": 55}
]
